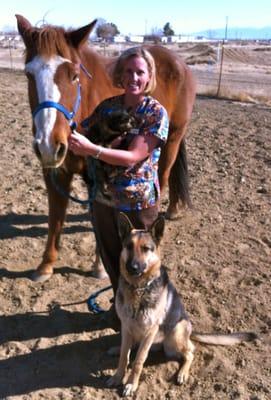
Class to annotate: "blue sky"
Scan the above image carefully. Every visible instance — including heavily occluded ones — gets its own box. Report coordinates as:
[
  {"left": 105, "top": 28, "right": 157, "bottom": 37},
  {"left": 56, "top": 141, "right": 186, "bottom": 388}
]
[{"left": 1, "top": 0, "right": 270, "bottom": 35}]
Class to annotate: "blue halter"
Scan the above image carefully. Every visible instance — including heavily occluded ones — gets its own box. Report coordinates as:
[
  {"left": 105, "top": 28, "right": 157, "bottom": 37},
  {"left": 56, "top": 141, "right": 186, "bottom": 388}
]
[{"left": 32, "top": 80, "right": 81, "bottom": 130}]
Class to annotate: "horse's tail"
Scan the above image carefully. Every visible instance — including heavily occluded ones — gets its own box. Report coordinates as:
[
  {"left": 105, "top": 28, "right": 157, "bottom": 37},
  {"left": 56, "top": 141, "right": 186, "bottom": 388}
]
[
  {"left": 169, "top": 139, "right": 192, "bottom": 208},
  {"left": 191, "top": 331, "right": 257, "bottom": 346}
]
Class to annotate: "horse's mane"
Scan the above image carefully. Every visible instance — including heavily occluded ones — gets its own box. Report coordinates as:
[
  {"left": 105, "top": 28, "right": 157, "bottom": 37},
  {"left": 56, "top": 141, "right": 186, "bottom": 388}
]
[{"left": 24, "top": 25, "right": 72, "bottom": 60}]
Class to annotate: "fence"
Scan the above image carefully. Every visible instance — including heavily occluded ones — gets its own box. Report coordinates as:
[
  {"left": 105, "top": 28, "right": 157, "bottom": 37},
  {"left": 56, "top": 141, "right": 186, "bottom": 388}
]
[
  {"left": 191, "top": 65, "right": 271, "bottom": 102},
  {"left": 1, "top": 43, "right": 271, "bottom": 103}
]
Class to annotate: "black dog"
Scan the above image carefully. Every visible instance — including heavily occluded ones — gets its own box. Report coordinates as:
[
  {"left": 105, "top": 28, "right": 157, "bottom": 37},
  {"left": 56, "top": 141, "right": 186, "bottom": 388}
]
[
  {"left": 89, "top": 109, "right": 137, "bottom": 148},
  {"left": 85, "top": 109, "right": 138, "bottom": 200}
]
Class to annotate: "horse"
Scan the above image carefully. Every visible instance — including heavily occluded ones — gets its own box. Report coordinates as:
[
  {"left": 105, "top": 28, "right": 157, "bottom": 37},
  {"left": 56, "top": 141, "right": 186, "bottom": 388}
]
[{"left": 16, "top": 15, "right": 196, "bottom": 282}]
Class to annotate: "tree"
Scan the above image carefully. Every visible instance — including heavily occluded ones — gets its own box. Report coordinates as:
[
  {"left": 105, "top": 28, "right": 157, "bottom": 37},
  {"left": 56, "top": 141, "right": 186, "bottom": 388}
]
[
  {"left": 163, "top": 22, "right": 174, "bottom": 36},
  {"left": 96, "top": 22, "right": 120, "bottom": 42}
]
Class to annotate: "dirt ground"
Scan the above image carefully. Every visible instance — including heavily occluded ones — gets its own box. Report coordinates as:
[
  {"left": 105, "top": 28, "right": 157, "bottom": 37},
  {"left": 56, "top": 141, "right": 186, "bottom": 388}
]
[{"left": 0, "top": 65, "right": 270, "bottom": 400}]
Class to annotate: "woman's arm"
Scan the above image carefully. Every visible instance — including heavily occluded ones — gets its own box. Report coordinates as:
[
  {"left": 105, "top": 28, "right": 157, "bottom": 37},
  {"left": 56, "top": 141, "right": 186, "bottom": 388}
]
[{"left": 68, "top": 131, "right": 159, "bottom": 168}]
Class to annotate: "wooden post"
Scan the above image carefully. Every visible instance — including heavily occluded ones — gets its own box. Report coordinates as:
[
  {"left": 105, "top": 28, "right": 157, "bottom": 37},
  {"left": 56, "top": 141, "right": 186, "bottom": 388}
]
[
  {"left": 8, "top": 38, "right": 13, "bottom": 70},
  {"left": 216, "top": 17, "right": 228, "bottom": 97}
]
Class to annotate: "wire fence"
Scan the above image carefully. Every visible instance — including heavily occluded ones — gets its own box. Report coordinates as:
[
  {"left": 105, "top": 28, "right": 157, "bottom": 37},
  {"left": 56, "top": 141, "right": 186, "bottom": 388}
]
[
  {"left": 1, "top": 43, "right": 271, "bottom": 103},
  {"left": 191, "top": 66, "right": 271, "bottom": 102}
]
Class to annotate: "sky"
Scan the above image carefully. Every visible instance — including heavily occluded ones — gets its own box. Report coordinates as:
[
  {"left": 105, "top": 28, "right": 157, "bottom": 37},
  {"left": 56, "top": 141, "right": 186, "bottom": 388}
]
[{"left": 1, "top": 0, "right": 270, "bottom": 35}]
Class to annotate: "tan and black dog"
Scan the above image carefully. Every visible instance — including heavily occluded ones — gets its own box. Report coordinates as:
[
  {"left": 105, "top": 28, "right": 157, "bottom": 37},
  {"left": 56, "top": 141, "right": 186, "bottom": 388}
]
[{"left": 107, "top": 213, "right": 257, "bottom": 397}]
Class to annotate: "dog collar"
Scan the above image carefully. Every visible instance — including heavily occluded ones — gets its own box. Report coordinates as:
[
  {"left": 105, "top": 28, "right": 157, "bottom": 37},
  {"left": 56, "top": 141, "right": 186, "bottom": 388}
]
[{"left": 122, "top": 275, "right": 160, "bottom": 293}]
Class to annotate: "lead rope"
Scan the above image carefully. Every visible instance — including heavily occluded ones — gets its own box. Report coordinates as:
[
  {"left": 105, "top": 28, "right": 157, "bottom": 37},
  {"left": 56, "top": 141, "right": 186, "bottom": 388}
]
[
  {"left": 85, "top": 157, "right": 113, "bottom": 313},
  {"left": 74, "top": 73, "right": 102, "bottom": 306},
  {"left": 49, "top": 61, "right": 113, "bottom": 312},
  {"left": 86, "top": 285, "right": 113, "bottom": 314}
]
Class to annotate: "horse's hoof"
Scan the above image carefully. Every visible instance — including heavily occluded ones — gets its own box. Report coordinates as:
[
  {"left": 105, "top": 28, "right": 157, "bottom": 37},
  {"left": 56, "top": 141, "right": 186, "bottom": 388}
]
[
  {"left": 90, "top": 269, "right": 109, "bottom": 280},
  {"left": 96, "top": 270, "right": 109, "bottom": 280},
  {"left": 165, "top": 209, "right": 180, "bottom": 220},
  {"left": 31, "top": 271, "right": 53, "bottom": 282}
]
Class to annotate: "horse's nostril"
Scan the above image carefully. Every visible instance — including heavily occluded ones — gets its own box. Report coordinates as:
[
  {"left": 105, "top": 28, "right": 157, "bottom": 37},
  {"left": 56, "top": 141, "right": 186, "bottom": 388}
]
[{"left": 56, "top": 143, "right": 66, "bottom": 161}]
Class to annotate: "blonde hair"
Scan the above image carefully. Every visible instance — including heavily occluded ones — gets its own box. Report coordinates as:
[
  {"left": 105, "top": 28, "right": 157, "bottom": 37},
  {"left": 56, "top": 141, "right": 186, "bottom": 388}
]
[{"left": 112, "top": 47, "right": 157, "bottom": 94}]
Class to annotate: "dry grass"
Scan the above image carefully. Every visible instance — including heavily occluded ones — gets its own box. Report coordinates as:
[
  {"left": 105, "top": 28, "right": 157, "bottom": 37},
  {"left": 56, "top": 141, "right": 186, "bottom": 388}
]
[{"left": 199, "top": 87, "right": 271, "bottom": 106}]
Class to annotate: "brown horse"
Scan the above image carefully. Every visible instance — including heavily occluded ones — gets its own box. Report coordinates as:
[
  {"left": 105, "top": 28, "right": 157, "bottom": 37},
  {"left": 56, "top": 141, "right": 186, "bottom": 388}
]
[{"left": 16, "top": 15, "right": 196, "bottom": 282}]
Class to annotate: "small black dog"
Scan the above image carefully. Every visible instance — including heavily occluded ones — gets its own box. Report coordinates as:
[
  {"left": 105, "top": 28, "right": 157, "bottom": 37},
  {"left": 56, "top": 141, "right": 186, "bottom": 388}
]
[
  {"left": 85, "top": 109, "right": 138, "bottom": 200},
  {"left": 89, "top": 109, "right": 137, "bottom": 148}
]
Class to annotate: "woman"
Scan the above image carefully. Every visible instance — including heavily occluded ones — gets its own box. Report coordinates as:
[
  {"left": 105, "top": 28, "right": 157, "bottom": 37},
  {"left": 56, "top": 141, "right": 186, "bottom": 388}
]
[{"left": 69, "top": 47, "right": 169, "bottom": 312}]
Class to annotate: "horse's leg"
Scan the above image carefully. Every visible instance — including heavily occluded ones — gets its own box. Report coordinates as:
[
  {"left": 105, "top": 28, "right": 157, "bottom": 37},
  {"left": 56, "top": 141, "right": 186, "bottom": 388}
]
[
  {"left": 32, "top": 169, "right": 72, "bottom": 282},
  {"left": 84, "top": 171, "right": 108, "bottom": 280},
  {"left": 168, "top": 137, "right": 192, "bottom": 217},
  {"left": 159, "top": 123, "right": 191, "bottom": 219},
  {"left": 91, "top": 243, "right": 108, "bottom": 279},
  {"left": 159, "top": 66, "right": 195, "bottom": 220}
]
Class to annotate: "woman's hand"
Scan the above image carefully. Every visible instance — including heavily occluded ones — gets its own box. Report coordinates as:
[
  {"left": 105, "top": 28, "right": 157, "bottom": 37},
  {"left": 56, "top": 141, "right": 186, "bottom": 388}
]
[
  {"left": 68, "top": 131, "right": 94, "bottom": 156},
  {"left": 68, "top": 130, "right": 160, "bottom": 168}
]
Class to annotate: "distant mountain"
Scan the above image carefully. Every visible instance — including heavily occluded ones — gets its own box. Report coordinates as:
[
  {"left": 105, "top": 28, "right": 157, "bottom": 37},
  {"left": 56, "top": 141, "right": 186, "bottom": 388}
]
[{"left": 193, "top": 26, "right": 271, "bottom": 40}]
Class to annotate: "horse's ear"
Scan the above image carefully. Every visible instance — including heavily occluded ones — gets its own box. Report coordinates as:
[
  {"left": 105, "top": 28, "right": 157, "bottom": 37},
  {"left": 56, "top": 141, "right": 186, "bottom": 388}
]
[
  {"left": 118, "top": 212, "right": 134, "bottom": 243},
  {"left": 15, "top": 14, "right": 33, "bottom": 38},
  {"left": 150, "top": 216, "right": 165, "bottom": 245},
  {"left": 67, "top": 20, "right": 97, "bottom": 49}
]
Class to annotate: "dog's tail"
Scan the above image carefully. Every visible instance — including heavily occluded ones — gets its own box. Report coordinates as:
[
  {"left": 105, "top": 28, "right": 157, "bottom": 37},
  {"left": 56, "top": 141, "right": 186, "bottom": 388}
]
[{"left": 191, "top": 331, "right": 257, "bottom": 346}]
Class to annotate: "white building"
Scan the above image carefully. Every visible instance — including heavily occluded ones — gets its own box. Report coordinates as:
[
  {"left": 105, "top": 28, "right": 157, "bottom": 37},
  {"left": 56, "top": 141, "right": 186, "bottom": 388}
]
[
  {"left": 161, "top": 35, "right": 197, "bottom": 43},
  {"left": 114, "top": 35, "right": 126, "bottom": 43},
  {"left": 127, "top": 35, "right": 144, "bottom": 43}
]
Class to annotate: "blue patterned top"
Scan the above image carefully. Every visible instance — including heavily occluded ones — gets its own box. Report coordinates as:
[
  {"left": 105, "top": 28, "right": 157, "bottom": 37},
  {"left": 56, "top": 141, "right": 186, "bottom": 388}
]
[{"left": 82, "top": 95, "right": 169, "bottom": 211}]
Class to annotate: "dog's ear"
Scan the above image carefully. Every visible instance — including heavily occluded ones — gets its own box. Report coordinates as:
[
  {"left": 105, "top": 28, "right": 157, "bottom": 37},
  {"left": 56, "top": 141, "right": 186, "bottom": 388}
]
[
  {"left": 118, "top": 212, "right": 134, "bottom": 242},
  {"left": 150, "top": 216, "right": 165, "bottom": 245}
]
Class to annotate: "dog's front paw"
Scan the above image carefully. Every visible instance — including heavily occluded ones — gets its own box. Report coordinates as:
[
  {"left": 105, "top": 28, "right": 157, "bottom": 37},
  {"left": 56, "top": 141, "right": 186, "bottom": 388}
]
[
  {"left": 122, "top": 383, "right": 137, "bottom": 397},
  {"left": 176, "top": 369, "right": 189, "bottom": 385},
  {"left": 107, "top": 373, "right": 124, "bottom": 387}
]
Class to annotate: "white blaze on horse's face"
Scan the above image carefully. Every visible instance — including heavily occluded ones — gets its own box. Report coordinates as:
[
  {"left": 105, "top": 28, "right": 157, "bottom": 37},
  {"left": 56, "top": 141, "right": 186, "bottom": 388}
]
[{"left": 25, "top": 55, "right": 70, "bottom": 166}]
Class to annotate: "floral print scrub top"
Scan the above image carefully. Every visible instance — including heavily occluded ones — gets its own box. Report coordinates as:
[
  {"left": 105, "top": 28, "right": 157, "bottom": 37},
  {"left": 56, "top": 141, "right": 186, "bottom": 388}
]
[{"left": 82, "top": 95, "right": 169, "bottom": 211}]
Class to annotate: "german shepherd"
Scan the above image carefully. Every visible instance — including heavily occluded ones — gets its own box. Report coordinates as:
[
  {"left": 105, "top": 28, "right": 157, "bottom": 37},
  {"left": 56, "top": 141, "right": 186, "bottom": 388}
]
[{"left": 107, "top": 213, "right": 257, "bottom": 397}]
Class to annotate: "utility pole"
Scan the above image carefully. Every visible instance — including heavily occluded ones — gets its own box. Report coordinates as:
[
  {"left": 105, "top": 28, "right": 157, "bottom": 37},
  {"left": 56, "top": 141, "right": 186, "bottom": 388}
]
[
  {"left": 216, "top": 16, "right": 228, "bottom": 97},
  {"left": 145, "top": 19, "right": 148, "bottom": 35}
]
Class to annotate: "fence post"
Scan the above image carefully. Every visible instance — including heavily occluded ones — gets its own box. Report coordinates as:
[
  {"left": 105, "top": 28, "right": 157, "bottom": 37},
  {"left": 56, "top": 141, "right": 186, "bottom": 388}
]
[
  {"left": 216, "top": 17, "right": 228, "bottom": 97},
  {"left": 8, "top": 38, "right": 13, "bottom": 69}
]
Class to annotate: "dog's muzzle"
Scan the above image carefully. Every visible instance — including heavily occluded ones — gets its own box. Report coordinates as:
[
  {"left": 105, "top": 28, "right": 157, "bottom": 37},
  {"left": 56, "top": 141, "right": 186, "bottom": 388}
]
[{"left": 126, "top": 261, "right": 146, "bottom": 276}]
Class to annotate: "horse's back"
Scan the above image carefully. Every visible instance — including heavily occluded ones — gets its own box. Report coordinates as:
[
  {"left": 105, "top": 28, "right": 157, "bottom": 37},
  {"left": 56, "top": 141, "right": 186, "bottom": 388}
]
[
  {"left": 81, "top": 44, "right": 195, "bottom": 127},
  {"left": 148, "top": 45, "right": 196, "bottom": 125}
]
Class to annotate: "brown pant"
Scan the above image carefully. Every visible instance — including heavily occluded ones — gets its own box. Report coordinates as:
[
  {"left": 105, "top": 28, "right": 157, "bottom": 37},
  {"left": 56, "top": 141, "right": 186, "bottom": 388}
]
[{"left": 92, "top": 201, "right": 159, "bottom": 297}]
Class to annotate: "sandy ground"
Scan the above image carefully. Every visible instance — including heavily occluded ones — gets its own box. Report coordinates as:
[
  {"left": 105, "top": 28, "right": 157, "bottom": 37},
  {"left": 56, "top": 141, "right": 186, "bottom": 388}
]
[{"left": 0, "top": 63, "right": 270, "bottom": 400}]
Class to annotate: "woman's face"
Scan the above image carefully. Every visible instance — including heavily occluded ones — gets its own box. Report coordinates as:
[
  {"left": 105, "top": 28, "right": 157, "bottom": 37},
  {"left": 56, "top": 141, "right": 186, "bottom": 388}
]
[{"left": 122, "top": 55, "right": 151, "bottom": 96}]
